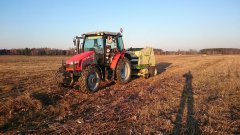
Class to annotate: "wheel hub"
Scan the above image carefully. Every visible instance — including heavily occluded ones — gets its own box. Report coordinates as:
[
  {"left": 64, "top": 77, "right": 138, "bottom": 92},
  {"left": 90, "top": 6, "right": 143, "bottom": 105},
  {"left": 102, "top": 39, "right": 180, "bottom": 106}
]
[
  {"left": 120, "top": 62, "right": 130, "bottom": 80},
  {"left": 88, "top": 72, "right": 99, "bottom": 91}
]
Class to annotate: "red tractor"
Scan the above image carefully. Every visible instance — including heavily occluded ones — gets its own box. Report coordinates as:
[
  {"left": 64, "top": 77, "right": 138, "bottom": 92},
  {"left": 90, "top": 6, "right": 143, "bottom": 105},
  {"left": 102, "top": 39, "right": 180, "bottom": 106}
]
[{"left": 56, "top": 31, "right": 132, "bottom": 93}]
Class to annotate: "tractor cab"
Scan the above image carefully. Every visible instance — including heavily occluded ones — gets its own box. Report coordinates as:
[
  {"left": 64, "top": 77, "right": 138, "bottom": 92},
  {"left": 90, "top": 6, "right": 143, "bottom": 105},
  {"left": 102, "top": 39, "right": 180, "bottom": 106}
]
[{"left": 72, "top": 32, "right": 124, "bottom": 66}]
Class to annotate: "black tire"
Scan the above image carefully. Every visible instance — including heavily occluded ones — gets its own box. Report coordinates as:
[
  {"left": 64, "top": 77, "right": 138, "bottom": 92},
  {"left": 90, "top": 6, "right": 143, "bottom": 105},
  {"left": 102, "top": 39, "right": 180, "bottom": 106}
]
[
  {"left": 149, "top": 66, "right": 157, "bottom": 77},
  {"left": 116, "top": 58, "right": 132, "bottom": 84},
  {"left": 79, "top": 66, "right": 101, "bottom": 93},
  {"left": 144, "top": 73, "right": 150, "bottom": 79},
  {"left": 55, "top": 66, "right": 71, "bottom": 87}
]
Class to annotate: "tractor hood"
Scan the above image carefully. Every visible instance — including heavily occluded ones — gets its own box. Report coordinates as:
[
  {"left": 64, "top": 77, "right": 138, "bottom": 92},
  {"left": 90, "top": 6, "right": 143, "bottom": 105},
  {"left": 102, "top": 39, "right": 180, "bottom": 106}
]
[{"left": 66, "top": 51, "right": 94, "bottom": 64}]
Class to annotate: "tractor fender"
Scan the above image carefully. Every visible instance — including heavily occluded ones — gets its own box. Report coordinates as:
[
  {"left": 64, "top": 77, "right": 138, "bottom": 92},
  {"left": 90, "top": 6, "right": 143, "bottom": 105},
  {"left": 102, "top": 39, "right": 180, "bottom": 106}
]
[
  {"left": 80, "top": 55, "right": 94, "bottom": 70},
  {"left": 110, "top": 51, "right": 125, "bottom": 70},
  {"left": 80, "top": 54, "right": 103, "bottom": 78}
]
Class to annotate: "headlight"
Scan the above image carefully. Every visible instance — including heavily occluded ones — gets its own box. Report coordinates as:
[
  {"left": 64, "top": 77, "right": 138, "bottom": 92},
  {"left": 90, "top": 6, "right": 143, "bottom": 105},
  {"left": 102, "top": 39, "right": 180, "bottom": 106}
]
[{"left": 69, "top": 61, "right": 79, "bottom": 65}]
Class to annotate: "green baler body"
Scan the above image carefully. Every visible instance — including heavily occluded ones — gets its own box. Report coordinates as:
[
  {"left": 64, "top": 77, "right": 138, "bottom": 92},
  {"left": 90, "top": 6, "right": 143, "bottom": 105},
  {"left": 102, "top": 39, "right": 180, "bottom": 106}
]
[
  {"left": 127, "top": 47, "right": 156, "bottom": 77},
  {"left": 127, "top": 47, "right": 156, "bottom": 69}
]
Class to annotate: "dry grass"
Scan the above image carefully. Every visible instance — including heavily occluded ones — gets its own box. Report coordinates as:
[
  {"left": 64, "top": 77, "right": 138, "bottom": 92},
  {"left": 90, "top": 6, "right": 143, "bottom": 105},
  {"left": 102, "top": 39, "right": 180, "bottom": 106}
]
[{"left": 0, "top": 55, "right": 239, "bottom": 134}]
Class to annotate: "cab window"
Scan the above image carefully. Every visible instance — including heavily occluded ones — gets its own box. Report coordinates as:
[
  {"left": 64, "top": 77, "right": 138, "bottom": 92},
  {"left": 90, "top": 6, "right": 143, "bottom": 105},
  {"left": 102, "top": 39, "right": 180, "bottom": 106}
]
[
  {"left": 106, "top": 36, "right": 117, "bottom": 49},
  {"left": 84, "top": 36, "right": 104, "bottom": 54}
]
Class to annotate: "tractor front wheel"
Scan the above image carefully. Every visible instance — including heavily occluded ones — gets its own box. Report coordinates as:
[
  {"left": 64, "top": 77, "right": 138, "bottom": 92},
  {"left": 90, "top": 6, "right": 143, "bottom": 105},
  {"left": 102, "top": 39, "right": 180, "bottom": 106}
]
[
  {"left": 55, "top": 66, "right": 71, "bottom": 87},
  {"left": 116, "top": 58, "right": 131, "bottom": 84},
  {"left": 79, "top": 66, "right": 101, "bottom": 93}
]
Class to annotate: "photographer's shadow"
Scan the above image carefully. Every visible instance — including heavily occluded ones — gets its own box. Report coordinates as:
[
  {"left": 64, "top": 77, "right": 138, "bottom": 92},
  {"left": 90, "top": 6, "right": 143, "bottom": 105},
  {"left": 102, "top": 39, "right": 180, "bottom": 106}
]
[{"left": 172, "top": 71, "right": 201, "bottom": 135}]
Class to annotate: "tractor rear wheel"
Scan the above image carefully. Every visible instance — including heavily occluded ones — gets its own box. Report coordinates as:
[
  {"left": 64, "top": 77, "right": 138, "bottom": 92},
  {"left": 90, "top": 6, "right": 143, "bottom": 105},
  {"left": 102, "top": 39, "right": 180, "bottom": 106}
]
[
  {"left": 116, "top": 58, "right": 131, "bottom": 84},
  {"left": 79, "top": 66, "right": 101, "bottom": 93}
]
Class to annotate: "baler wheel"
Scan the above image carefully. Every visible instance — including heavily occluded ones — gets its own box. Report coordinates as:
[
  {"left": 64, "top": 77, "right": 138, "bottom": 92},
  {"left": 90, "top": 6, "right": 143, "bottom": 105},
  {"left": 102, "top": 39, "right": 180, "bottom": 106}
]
[{"left": 149, "top": 66, "right": 157, "bottom": 77}]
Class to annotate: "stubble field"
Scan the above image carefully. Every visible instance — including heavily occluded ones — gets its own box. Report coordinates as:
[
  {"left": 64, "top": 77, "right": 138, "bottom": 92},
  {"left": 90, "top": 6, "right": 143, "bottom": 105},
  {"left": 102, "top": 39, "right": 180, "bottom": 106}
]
[{"left": 0, "top": 55, "right": 239, "bottom": 134}]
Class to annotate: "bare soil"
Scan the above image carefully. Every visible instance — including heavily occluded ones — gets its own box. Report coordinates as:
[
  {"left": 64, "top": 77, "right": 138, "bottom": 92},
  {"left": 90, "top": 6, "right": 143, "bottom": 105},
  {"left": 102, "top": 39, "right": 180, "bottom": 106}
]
[{"left": 0, "top": 55, "right": 239, "bottom": 134}]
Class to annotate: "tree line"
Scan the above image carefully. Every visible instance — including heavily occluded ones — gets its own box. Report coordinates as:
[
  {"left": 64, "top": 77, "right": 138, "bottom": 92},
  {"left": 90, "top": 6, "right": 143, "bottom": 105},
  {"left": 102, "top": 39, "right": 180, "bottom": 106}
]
[
  {"left": 0, "top": 48, "right": 239, "bottom": 55},
  {"left": 154, "top": 48, "right": 240, "bottom": 55},
  {"left": 0, "top": 48, "right": 75, "bottom": 55},
  {"left": 154, "top": 49, "right": 199, "bottom": 55},
  {"left": 199, "top": 48, "right": 240, "bottom": 55}
]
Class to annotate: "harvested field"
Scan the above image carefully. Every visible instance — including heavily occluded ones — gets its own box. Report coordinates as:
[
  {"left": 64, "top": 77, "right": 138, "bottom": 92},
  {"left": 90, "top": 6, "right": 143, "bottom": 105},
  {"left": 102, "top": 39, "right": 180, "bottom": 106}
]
[{"left": 0, "top": 55, "right": 239, "bottom": 134}]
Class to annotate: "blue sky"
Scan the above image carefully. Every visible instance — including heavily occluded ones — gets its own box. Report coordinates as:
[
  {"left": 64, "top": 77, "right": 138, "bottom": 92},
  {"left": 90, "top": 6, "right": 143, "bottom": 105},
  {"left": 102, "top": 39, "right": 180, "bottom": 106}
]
[{"left": 0, "top": 0, "right": 240, "bottom": 51}]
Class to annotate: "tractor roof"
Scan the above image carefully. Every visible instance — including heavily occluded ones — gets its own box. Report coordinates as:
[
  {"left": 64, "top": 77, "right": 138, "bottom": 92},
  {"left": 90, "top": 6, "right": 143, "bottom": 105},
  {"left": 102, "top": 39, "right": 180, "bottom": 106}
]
[{"left": 82, "top": 31, "right": 122, "bottom": 37}]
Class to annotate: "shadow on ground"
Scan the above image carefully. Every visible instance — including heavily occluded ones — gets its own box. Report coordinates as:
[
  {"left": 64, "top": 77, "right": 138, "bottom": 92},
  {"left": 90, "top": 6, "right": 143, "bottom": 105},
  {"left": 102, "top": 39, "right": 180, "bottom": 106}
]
[
  {"left": 76, "top": 62, "right": 172, "bottom": 92},
  {"left": 230, "top": 103, "right": 240, "bottom": 134},
  {"left": 156, "top": 62, "right": 172, "bottom": 74},
  {"left": 172, "top": 71, "right": 201, "bottom": 135},
  {"left": 32, "top": 91, "right": 63, "bottom": 106}
]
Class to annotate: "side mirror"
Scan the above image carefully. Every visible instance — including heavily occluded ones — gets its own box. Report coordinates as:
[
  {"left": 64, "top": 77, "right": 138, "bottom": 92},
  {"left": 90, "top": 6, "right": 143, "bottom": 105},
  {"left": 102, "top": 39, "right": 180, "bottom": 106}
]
[
  {"left": 73, "top": 38, "right": 76, "bottom": 46},
  {"left": 77, "top": 38, "right": 80, "bottom": 46}
]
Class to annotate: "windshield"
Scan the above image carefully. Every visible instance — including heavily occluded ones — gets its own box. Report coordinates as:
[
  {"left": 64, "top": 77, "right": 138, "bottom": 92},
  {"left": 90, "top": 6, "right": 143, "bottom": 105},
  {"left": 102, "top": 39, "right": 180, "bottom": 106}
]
[{"left": 84, "top": 36, "right": 104, "bottom": 54}]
